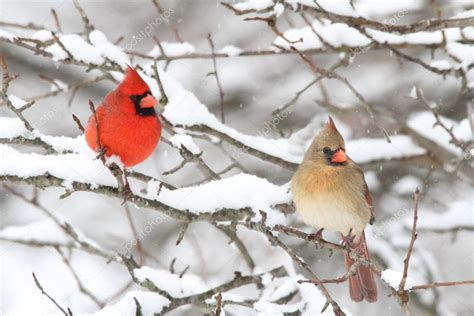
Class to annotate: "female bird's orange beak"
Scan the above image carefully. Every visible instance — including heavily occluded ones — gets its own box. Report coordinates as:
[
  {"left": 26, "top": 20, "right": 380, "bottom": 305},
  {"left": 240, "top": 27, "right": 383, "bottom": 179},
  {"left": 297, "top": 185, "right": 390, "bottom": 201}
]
[
  {"left": 331, "top": 149, "right": 347, "bottom": 163},
  {"left": 140, "top": 95, "right": 157, "bottom": 108}
]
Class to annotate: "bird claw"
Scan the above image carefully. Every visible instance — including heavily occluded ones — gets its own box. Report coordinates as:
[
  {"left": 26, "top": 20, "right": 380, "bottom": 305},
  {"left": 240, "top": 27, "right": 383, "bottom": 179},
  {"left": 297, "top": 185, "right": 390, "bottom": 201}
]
[
  {"left": 308, "top": 228, "right": 324, "bottom": 242},
  {"left": 120, "top": 183, "right": 133, "bottom": 205},
  {"left": 341, "top": 230, "right": 356, "bottom": 248},
  {"left": 107, "top": 163, "right": 132, "bottom": 204},
  {"left": 96, "top": 147, "right": 107, "bottom": 161}
]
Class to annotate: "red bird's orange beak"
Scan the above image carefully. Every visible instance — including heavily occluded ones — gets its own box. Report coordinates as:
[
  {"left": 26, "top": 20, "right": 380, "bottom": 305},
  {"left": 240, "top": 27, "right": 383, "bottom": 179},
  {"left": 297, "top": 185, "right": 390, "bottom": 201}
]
[
  {"left": 331, "top": 149, "right": 347, "bottom": 163},
  {"left": 140, "top": 95, "right": 157, "bottom": 108}
]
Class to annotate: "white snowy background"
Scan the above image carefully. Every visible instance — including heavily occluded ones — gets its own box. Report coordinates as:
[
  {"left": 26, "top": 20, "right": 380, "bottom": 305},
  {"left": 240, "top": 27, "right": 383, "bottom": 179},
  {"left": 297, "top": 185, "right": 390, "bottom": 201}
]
[{"left": 0, "top": 0, "right": 473, "bottom": 315}]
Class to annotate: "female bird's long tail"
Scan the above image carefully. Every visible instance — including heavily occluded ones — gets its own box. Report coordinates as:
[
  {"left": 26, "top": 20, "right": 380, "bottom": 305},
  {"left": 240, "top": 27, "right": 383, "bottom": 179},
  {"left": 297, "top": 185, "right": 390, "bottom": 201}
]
[{"left": 343, "top": 231, "right": 378, "bottom": 302}]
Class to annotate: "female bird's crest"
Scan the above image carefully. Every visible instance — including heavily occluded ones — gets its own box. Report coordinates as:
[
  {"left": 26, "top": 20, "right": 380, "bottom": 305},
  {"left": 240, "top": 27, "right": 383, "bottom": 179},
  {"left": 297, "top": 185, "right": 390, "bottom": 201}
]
[
  {"left": 320, "top": 116, "right": 345, "bottom": 148},
  {"left": 304, "top": 116, "right": 346, "bottom": 164},
  {"left": 326, "top": 116, "right": 338, "bottom": 132}
]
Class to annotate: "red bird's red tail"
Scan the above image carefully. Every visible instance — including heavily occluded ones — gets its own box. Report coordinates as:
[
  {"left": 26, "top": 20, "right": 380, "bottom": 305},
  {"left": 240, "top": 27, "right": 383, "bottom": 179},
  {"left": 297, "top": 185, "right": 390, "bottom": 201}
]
[{"left": 343, "top": 231, "right": 377, "bottom": 302}]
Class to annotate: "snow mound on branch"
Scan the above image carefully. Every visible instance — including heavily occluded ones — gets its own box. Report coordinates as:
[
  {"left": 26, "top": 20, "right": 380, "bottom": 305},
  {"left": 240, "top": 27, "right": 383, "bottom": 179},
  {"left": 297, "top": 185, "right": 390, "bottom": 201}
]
[
  {"left": 90, "top": 290, "right": 170, "bottom": 316},
  {"left": 148, "top": 42, "right": 195, "bottom": 57},
  {"left": 273, "top": 21, "right": 370, "bottom": 51},
  {"left": 31, "top": 30, "right": 53, "bottom": 41},
  {"left": 254, "top": 276, "right": 304, "bottom": 313},
  {"left": 382, "top": 269, "right": 418, "bottom": 290},
  {"left": 254, "top": 301, "right": 303, "bottom": 313},
  {"left": 60, "top": 34, "right": 104, "bottom": 64},
  {"left": 135, "top": 266, "right": 207, "bottom": 297},
  {"left": 146, "top": 174, "right": 290, "bottom": 216},
  {"left": 370, "top": 30, "right": 443, "bottom": 45},
  {"left": 0, "top": 117, "right": 28, "bottom": 138},
  {"left": 273, "top": 16, "right": 474, "bottom": 55},
  {"left": 392, "top": 175, "right": 422, "bottom": 195},
  {"left": 452, "top": 9, "right": 474, "bottom": 19},
  {"left": 430, "top": 60, "right": 452, "bottom": 70},
  {"left": 290, "top": 0, "right": 417, "bottom": 17},
  {"left": 0, "top": 144, "right": 117, "bottom": 187},
  {"left": 446, "top": 42, "right": 474, "bottom": 70},
  {"left": 407, "top": 111, "right": 472, "bottom": 155},
  {"left": 356, "top": 1, "right": 420, "bottom": 18},
  {"left": 45, "top": 34, "right": 105, "bottom": 64},
  {"left": 33, "top": 132, "right": 87, "bottom": 153},
  {"left": 169, "top": 134, "right": 201, "bottom": 154},
  {"left": 8, "top": 95, "right": 27, "bottom": 109},
  {"left": 0, "top": 117, "right": 89, "bottom": 153},
  {"left": 89, "top": 30, "right": 129, "bottom": 67},
  {"left": 0, "top": 29, "right": 16, "bottom": 41},
  {"left": 45, "top": 43, "right": 68, "bottom": 61},
  {"left": 313, "top": 0, "right": 360, "bottom": 17},
  {"left": 234, "top": 0, "right": 274, "bottom": 11},
  {"left": 218, "top": 45, "right": 243, "bottom": 57}
]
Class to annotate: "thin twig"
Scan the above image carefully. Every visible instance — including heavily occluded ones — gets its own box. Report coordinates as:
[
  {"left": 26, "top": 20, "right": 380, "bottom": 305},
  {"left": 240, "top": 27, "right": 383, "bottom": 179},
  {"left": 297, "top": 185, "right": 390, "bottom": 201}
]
[
  {"left": 207, "top": 33, "right": 225, "bottom": 123},
  {"left": 151, "top": 59, "right": 168, "bottom": 106},
  {"left": 0, "top": 56, "right": 34, "bottom": 131},
  {"left": 272, "top": 56, "right": 348, "bottom": 115},
  {"left": 175, "top": 221, "right": 190, "bottom": 245},
  {"left": 124, "top": 204, "right": 145, "bottom": 264},
  {"left": 399, "top": 188, "right": 420, "bottom": 297},
  {"left": 411, "top": 280, "right": 474, "bottom": 290},
  {"left": 72, "top": 114, "right": 85, "bottom": 133},
  {"left": 51, "top": 9, "right": 62, "bottom": 33},
  {"left": 215, "top": 292, "right": 222, "bottom": 316},
  {"left": 151, "top": 0, "right": 182, "bottom": 42},
  {"left": 134, "top": 297, "right": 143, "bottom": 316},
  {"left": 32, "top": 273, "right": 73, "bottom": 316},
  {"left": 289, "top": 45, "right": 391, "bottom": 142},
  {"left": 72, "top": 0, "right": 94, "bottom": 35},
  {"left": 55, "top": 248, "right": 104, "bottom": 308}
]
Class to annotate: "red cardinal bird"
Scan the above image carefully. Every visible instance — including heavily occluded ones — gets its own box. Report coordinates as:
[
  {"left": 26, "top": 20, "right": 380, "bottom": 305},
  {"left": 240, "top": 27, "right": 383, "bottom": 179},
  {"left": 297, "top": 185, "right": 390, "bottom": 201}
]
[
  {"left": 85, "top": 65, "right": 161, "bottom": 167},
  {"left": 291, "top": 117, "right": 377, "bottom": 302}
]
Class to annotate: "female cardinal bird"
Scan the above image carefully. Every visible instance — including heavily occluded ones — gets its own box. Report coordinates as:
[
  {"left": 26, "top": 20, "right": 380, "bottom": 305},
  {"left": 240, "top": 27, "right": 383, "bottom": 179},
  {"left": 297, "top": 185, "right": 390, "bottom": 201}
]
[
  {"left": 85, "top": 65, "right": 161, "bottom": 167},
  {"left": 291, "top": 117, "right": 377, "bottom": 302}
]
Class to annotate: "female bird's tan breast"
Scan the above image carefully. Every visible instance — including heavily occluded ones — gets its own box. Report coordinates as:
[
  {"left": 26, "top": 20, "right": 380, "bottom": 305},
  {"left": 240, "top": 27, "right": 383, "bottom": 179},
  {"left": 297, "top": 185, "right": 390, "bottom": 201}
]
[{"left": 291, "top": 163, "right": 371, "bottom": 235}]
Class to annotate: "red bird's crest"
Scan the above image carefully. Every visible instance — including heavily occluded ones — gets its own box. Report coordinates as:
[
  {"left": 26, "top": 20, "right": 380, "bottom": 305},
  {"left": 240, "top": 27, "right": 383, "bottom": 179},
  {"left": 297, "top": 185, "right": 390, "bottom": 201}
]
[{"left": 118, "top": 65, "right": 152, "bottom": 95}]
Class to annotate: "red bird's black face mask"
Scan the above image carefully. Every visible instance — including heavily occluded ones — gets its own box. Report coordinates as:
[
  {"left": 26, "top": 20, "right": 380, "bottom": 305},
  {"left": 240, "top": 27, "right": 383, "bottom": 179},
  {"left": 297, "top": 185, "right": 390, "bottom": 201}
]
[
  {"left": 130, "top": 91, "right": 157, "bottom": 116},
  {"left": 118, "top": 66, "right": 158, "bottom": 116}
]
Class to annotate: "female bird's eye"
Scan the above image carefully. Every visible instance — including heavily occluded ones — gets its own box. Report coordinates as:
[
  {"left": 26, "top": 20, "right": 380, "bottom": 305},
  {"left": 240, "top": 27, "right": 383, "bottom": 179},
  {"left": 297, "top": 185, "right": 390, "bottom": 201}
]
[{"left": 322, "top": 147, "right": 330, "bottom": 154}]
